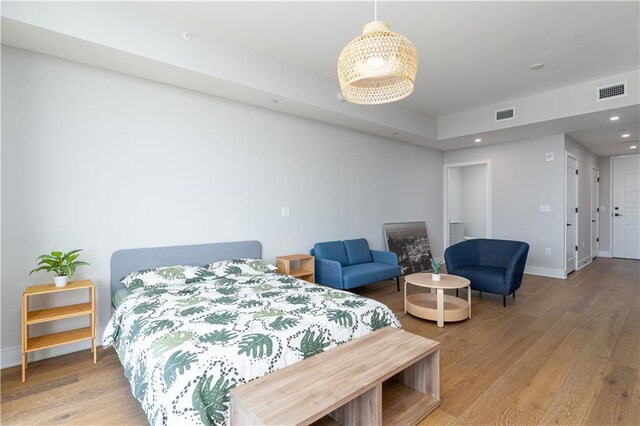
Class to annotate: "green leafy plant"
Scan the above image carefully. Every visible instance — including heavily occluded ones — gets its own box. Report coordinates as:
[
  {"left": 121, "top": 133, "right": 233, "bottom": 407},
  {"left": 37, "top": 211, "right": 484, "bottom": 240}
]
[
  {"left": 29, "top": 249, "right": 89, "bottom": 278},
  {"left": 430, "top": 258, "right": 441, "bottom": 274}
]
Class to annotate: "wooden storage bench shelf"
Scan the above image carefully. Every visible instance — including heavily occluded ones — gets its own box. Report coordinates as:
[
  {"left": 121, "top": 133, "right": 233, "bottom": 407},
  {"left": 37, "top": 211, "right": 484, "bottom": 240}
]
[{"left": 230, "top": 327, "right": 440, "bottom": 425}]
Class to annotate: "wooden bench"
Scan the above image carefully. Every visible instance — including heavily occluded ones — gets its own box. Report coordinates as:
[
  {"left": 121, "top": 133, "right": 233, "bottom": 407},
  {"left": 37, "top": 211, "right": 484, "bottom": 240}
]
[{"left": 230, "top": 327, "right": 440, "bottom": 425}]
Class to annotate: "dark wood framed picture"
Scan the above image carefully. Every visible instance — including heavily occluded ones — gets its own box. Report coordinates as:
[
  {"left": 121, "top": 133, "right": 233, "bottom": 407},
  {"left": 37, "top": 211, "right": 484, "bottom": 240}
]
[{"left": 383, "top": 221, "right": 433, "bottom": 276}]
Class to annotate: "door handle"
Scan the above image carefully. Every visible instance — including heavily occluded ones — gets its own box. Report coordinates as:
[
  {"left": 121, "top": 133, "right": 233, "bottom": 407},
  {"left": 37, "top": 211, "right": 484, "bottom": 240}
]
[
  {"left": 592, "top": 220, "right": 596, "bottom": 223},
  {"left": 566, "top": 223, "right": 572, "bottom": 226},
  {"left": 614, "top": 213, "right": 623, "bottom": 217}
]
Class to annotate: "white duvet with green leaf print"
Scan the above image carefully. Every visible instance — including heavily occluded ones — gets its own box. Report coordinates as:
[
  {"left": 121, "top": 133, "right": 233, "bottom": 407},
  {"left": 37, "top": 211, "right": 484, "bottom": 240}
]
[{"left": 103, "top": 273, "right": 401, "bottom": 426}]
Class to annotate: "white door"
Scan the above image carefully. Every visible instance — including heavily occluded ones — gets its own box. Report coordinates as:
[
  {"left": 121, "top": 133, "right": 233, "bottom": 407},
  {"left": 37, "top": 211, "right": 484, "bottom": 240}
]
[
  {"left": 612, "top": 155, "right": 640, "bottom": 259},
  {"left": 591, "top": 168, "right": 599, "bottom": 258},
  {"left": 566, "top": 155, "right": 578, "bottom": 274}
]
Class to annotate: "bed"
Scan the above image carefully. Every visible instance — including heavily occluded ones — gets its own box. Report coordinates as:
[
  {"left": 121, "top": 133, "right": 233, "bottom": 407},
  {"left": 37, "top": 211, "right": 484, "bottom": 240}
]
[{"left": 103, "top": 241, "right": 401, "bottom": 425}]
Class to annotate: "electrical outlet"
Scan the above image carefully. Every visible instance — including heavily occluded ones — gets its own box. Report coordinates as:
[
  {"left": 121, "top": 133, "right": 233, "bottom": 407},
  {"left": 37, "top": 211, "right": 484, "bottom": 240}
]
[
  {"left": 545, "top": 248, "right": 551, "bottom": 256},
  {"left": 281, "top": 207, "right": 290, "bottom": 217}
]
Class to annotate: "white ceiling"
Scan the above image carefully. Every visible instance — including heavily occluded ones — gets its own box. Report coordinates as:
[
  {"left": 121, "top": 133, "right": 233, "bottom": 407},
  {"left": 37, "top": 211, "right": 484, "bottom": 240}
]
[
  {"left": 104, "top": 1, "right": 640, "bottom": 116},
  {"left": 567, "top": 106, "right": 640, "bottom": 157},
  {"left": 2, "top": 1, "right": 639, "bottom": 157}
]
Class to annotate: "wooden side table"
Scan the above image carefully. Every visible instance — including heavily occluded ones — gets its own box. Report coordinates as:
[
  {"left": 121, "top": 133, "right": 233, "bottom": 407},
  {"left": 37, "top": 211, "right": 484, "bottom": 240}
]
[
  {"left": 22, "top": 280, "right": 96, "bottom": 382},
  {"left": 404, "top": 273, "right": 471, "bottom": 328},
  {"left": 275, "top": 254, "right": 315, "bottom": 283}
]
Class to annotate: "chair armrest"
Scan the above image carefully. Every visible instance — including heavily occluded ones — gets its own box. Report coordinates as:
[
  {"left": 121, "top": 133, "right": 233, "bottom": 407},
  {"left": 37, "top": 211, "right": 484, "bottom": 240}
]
[
  {"left": 505, "top": 244, "right": 529, "bottom": 293},
  {"left": 314, "top": 258, "right": 343, "bottom": 289},
  {"left": 371, "top": 250, "right": 398, "bottom": 265}
]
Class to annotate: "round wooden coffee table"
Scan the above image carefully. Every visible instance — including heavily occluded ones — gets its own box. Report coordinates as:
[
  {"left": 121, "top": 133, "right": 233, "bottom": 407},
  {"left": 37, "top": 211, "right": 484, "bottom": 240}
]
[{"left": 404, "top": 273, "right": 471, "bottom": 327}]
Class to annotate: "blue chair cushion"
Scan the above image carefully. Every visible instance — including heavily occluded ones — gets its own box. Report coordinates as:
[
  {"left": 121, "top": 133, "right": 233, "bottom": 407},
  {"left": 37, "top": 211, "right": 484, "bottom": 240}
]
[
  {"left": 454, "top": 265, "right": 506, "bottom": 294},
  {"left": 344, "top": 238, "right": 373, "bottom": 265},
  {"left": 342, "top": 263, "right": 401, "bottom": 289},
  {"left": 313, "top": 241, "right": 349, "bottom": 266}
]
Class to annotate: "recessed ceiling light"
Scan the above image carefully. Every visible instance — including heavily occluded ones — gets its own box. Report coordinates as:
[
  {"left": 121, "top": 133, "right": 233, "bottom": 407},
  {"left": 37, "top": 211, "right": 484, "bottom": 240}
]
[
  {"left": 630, "top": 145, "right": 638, "bottom": 150},
  {"left": 474, "top": 138, "right": 482, "bottom": 143},
  {"left": 610, "top": 116, "right": 620, "bottom": 121},
  {"left": 530, "top": 63, "right": 545, "bottom": 70},
  {"left": 182, "top": 32, "right": 192, "bottom": 41},
  {"left": 270, "top": 99, "right": 279, "bottom": 104},
  {"left": 622, "top": 133, "right": 630, "bottom": 138}
]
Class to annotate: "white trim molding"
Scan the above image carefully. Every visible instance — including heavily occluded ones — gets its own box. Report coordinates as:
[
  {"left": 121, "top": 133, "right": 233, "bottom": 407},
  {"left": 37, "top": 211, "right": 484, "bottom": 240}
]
[
  {"left": 598, "top": 250, "right": 612, "bottom": 258},
  {"left": 525, "top": 265, "right": 566, "bottom": 279}
]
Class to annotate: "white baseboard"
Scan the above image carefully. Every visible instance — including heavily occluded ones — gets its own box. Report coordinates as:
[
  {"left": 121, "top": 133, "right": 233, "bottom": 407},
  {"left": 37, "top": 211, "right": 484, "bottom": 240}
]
[
  {"left": 1, "top": 338, "right": 101, "bottom": 369},
  {"left": 598, "top": 250, "right": 611, "bottom": 258},
  {"left": 524, "top": 265, "right": 566, "bottom": 279}
]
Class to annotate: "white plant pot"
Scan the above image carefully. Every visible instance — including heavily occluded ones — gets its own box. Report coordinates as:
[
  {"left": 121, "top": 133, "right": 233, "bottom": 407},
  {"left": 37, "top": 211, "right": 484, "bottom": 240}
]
[
  {"left": 432, "top": 273, "right": 441, "bottom": 281},
  {"left": 54, "top": 275, "right": 68, "bottom": 287}
]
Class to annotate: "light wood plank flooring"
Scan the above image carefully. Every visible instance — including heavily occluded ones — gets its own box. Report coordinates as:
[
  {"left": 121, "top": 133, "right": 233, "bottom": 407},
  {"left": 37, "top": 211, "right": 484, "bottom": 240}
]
[{"left": 1, "top": 257, "right": 638, "bottom": 425}]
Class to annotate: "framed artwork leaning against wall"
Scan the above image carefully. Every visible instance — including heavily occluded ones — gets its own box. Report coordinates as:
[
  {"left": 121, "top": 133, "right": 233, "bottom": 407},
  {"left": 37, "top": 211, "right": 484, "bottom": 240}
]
[{"left": 383, "top": 221, "right": 433, "bottom": 276}]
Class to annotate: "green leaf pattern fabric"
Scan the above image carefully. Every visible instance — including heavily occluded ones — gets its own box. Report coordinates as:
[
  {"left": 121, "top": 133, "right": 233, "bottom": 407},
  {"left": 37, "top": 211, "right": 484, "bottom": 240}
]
[{"left": 103, "top": 271, "right": 400, "bottom": 425}]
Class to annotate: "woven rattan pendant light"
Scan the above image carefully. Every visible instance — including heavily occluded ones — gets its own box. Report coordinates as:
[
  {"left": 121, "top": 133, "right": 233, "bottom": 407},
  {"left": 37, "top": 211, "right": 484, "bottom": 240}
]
[{"left": 337, "top": 0, "right": 418, "bottom": 105}]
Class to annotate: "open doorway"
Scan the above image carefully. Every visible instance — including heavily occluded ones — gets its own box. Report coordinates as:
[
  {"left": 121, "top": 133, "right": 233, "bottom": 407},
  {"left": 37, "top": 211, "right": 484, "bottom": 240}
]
[{"left": 444, "top": 161, "right": 491, "bottom": 247}]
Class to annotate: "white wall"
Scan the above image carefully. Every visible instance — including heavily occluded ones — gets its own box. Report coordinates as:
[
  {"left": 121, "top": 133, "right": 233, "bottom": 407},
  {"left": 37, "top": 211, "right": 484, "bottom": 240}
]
[
  {"left": 0, "top": 47, "right": 444, "bottom": 367},
  {"left": 461, "top": 164, "right": 487, "bottom": 238},
  {"left": 564, "top": 135, "right": 600, "bottom": 266},
  {"left": 444, "top": 135, "right": 566, "bottom": 277}
]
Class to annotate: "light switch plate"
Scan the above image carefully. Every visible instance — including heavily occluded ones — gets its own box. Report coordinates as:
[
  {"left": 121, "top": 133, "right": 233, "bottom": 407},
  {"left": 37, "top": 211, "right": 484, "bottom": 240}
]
[
  {"left": 281, "top": 207, "right": 290, "bottom": 217},
  {"left": 545, "top": 152, "right": 554, "bottom": 162},
  {"left": 539, "top": 204, "right": 552, "bottom": 213}
]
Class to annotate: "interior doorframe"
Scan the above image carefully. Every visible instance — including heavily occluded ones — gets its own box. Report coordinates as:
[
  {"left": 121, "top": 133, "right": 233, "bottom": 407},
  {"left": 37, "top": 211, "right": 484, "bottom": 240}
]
[
  {"left": 565, "top": 151, "right": 579, "bottom": 276},
  {"left": 591, "top": 166, "right": 600, "bottom": 260},
  {"left": 443, "top": 159, "right": 492, "bottom": 247},
  {"left": 609, "top": 154, "right": 640, "bottom": 258}
]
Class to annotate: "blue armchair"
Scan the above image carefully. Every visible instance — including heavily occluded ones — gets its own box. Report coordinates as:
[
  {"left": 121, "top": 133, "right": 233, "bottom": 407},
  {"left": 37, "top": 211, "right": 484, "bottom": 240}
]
[
  {"left": 310, "top": 239, "right": 402, "bottom": 291},
  {"left": 444, "top": 239, "right": 529, "bottom": 307}
]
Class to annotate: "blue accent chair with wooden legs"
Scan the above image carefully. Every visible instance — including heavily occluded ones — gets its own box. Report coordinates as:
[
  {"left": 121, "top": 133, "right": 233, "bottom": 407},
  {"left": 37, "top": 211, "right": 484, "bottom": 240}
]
[
  {"left": 310, "top": 239, "right": 402, "bottom": 291},
  {"left": 444, "top": 239, "right": 529, "bottom": 307}
]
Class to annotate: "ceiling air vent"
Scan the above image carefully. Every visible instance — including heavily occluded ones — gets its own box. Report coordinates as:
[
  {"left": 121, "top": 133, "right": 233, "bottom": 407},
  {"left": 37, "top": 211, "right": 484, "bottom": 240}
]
[
  {"left": 597, "top": 82, "right": 626, "bottom": 101},
  {"left": 495, "top": 107, "right": 515, "bottom": 122}
]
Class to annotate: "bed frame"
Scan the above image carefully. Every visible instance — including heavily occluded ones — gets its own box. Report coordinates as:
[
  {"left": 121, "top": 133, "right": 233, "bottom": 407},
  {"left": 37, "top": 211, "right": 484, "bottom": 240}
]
[{"left": 110, "top": 240, "right": 262, "bottom": 302}]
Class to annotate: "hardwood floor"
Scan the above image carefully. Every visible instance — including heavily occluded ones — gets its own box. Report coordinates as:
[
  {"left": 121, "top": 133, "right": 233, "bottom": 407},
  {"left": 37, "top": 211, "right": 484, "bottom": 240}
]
[{"left": 1, "top": 257, "right": 638, "bottom": 425}]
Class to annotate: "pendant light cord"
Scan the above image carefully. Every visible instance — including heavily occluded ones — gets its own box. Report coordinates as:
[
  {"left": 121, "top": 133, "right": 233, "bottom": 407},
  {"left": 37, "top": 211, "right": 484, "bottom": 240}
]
[{"left": 374, "top": 0, "right": 378, "bottom": 21}]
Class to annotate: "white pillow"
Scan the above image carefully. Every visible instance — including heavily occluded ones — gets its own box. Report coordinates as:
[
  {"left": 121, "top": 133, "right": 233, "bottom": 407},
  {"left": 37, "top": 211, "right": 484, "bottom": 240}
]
[
  {"left": 121, "top": 265, "right": 206, "bottom": 291},
  {"left": 205, "top": 258, "right": 277, "bottom": 277}
]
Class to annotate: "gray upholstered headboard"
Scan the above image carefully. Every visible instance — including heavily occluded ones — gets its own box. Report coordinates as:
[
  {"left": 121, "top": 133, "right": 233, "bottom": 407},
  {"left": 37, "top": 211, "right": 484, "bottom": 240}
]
[{"left": 110, "top": 240, "right": 262, "bottom": 298}]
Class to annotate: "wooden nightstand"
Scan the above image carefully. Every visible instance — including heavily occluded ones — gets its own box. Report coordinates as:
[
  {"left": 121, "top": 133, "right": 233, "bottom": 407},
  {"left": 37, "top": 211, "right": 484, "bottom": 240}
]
[
  {"left": 275, "top": 254, "right": 315, "bottom": 283},
  {"left": 21, "top": 280, "right": 96, "bottom": 382}
]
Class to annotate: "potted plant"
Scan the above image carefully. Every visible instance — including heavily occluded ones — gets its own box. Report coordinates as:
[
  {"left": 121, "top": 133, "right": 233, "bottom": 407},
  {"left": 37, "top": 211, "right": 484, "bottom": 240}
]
[
  {"left": 431, "top": 258, "right": 442, "bottom": 281},
  {"left": 30, "top": 249, "right": 89, "bottom": 287}
]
